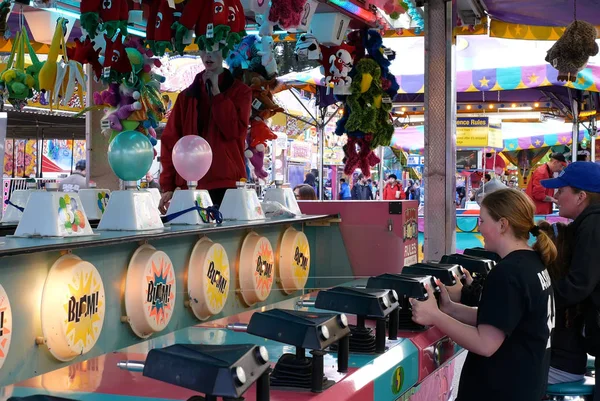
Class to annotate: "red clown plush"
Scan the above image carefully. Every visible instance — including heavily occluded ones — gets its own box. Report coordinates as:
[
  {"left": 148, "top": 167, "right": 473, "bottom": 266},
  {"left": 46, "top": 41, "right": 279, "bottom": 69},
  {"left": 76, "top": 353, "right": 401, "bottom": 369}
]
[{"left": 320, "top": 42, "right": 356, "bottom": 95}]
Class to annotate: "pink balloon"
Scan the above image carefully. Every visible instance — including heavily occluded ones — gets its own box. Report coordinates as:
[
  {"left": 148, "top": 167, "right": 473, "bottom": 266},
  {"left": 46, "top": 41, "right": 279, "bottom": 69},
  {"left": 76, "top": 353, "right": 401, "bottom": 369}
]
[{"left": 172, "top": 135, "right": 213, "bottom": 182}]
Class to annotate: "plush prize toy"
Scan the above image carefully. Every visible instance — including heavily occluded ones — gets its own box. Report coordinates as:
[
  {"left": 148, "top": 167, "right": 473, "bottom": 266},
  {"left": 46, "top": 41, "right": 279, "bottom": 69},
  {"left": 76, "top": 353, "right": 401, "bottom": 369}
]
[
  {"left": 174, "top": 0, "right": 246, "bottom": 56},
  {"left": 342, "top": 136, "right": 380, "bottom": 177},
  {"left": 258, "top": 36, "right": 278, "bottom": 77},
  {"left": 268, "top": 0, "right": 307, "bottom": 29},
  {"left": 545, "top": 19, "right": 599, "bottom": 82},
  {"left": 80, "top": 0, "right": 102, "bottom": 38},
  {"left": 245, "top": 119, "right": 277, "bottom": 179},
  {"left": 145, "top": 0, "right": 182, "bottom": 56},
  {"left": 99, "top": 0, "right": 130, "bottom": 38},
  {"left": 0, "top": 0, "right": 12, "bottom": 39},
  {"left": 67, "top": 37, "right": 103, "bottom": 80},
  {"left": 364, "top": 30, "right": 399, "bottom": 98},
  {"left": 226, "top": 35, "right": 259, "bottom": 70},
  {"left": 320, "top": 43, "right": 356, "bottom": 95},
  {"left": 294, "top": 33, "right": 321, "bottom": 61}
]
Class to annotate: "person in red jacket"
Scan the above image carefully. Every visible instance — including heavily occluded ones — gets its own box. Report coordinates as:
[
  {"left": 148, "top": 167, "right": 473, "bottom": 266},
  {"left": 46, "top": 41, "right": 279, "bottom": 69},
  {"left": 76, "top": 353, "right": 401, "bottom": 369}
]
[
  {"left": 159, "top": 49, "right": 252, "bottom": 213},
  {"left": 525, "top": 152, "right": 567, "bottom": 215},
  {"left": 383, "top": 174, "right": 405, "bottom": 200}
]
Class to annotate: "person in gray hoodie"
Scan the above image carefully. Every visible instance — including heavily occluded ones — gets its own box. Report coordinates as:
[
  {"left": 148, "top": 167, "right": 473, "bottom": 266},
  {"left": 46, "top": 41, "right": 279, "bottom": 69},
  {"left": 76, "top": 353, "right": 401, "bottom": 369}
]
[{"left": 58, "top": 160, "right": 88, "bottom": 192}]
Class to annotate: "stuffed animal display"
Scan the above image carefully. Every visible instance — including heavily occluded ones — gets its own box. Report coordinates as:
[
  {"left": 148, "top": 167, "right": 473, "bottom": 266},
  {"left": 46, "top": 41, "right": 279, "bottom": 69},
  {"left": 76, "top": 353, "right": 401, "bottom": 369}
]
[
  {"left": 545, "top": 19, "right": 599, "bottom": 82},
  {"left": 227, "top": 34, "right": 282, "bottom": 182},
  {"left": 80, "top": 0, "right": 129, "bottom": 38},
  {"left": 322, "top": 29, "right": 397, "bottom": 177},
  {"left": 90, "top": 37, "right": 165, "bottom": 154},
  {"left": 173, "top": 0, "right": 246, "bottom": 56},
  {"left": 320, "top": 43, "right": 356, "bottom": 95}
]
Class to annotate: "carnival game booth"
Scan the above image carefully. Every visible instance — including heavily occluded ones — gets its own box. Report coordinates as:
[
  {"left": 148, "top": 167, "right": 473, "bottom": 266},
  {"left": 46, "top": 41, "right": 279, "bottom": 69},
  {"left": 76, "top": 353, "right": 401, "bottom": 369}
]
[
  {"left": 0, "top": 198, "right": 469, "bottom": 401},
  {"left": 0, "top": 0, "right": 470, "bottom": 400}
]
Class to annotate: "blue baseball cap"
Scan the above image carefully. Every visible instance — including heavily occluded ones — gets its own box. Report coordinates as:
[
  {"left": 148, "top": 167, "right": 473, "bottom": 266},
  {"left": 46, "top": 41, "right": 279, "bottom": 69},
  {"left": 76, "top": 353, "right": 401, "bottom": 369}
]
[{"left": 541, "top": 161, "right": 600, "bottom": 192}]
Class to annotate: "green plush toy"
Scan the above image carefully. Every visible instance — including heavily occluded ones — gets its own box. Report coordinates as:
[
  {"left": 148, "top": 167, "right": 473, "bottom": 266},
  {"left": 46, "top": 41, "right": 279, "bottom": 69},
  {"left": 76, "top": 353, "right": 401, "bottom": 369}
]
[{"left": 345, "top": 58, "right": 394, "bottom": 148}]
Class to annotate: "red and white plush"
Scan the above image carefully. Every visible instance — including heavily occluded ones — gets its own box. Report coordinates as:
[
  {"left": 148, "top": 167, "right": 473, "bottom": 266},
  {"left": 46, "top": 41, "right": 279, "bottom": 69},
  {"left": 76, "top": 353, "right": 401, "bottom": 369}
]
[{"left": 320, "top": 42, "right": 356, "bottom": 95}]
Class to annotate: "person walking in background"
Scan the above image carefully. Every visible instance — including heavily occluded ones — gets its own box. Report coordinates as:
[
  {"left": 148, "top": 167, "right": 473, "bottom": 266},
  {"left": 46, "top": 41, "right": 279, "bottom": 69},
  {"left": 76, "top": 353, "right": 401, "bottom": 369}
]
[
  {"left": 351, "top": 173, "right": 373, "bottom": 200},
  {"left": 293, "top": 184, "right": 317, "bottom": 200},
  {"left": 59, "top": 160, "right": 88, "bottom": 192},
  {"left": 525, "top": 152, "right": 567, "bottom": 214},
  {"left": 145, "top": 171, "right": 161, "bottom": 191},
  {"left": 383, "top": 174, "right": 405, "bottom": 200},
  {"left": 339, "top": 178, "right": 351, "bottom": 200},
  {"left": 304, "top": 173, "right": 317, "bottom": 195}
]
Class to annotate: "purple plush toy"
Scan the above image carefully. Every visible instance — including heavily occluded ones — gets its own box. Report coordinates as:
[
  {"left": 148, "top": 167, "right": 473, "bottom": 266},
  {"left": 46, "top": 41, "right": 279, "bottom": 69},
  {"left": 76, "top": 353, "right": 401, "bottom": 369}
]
[{"left": 245, "top": 131, "right": 269, "bottom": 179}]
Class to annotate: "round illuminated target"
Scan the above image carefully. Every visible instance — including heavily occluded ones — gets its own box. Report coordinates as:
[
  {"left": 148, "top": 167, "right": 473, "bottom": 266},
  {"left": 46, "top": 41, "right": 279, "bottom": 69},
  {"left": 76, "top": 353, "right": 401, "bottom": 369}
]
[
  {"left": 278, "top": 227, "right": 311, "bottom": 294},
  {"left": 125, "top": 244, "right": 176, "bottom": 338},
  {"left": 238, "top": 232, "right": 274, "bottom": 306},
  {"left": 41, "top": 255, "right": 105, "bottom": 361},
  {"left": 0, "top": 284, "right": 12, "bottom": 370},
  {"left": 188, "top": 237, "right": 230, "bottom": 320}
]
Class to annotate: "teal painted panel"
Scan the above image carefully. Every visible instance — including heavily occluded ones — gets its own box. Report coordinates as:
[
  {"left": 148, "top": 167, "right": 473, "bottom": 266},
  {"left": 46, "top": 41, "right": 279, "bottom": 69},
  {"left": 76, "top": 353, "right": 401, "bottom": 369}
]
[
  {"left": 4, "top": 386, "right": 175, "bottom": 401},
  {"left": 0, "top": 220, "right": 347, "bottom": 387},
  {"left": 373, "top": 340, "right": 419, "bottom": 401},
  {"left": 304, "top": 223, "right": 353, "bottom": 290}
]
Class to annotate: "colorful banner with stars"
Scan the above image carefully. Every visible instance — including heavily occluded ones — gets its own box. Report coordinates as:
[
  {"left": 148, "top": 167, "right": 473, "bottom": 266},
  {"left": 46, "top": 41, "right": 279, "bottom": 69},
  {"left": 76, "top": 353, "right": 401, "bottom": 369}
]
[
  {"left": 490, "top": 19, "right": 600, "bottom": 41},
  {"left": 280, "top": 65, "right": 600, "bottom": 93},
  {"left": 391, "top": 126, "right": 592, "bottom": 153}
]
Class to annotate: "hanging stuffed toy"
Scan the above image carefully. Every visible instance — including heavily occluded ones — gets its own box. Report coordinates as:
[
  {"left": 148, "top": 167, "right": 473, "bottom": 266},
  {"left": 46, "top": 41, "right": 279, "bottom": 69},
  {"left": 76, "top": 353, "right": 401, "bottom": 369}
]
[
  {"left": 102, "top": 33, "right": 133, "bottom": 83},
  {"left": 245, "top": 119, "right": 277, "bottom": 180},
  {"left": 67, "top": 37, "right": 103, "bottom": 80},
  {"left": 294, "top": 33, "right": 321, "bottom": 61},
  {"left": 0, "top": 29, "right": 37, "bottom": 109},
  {"left": 364, "top": 30, "right": 399, "bottom": 98},
  {"left": 345, "top": 58, "right": 394, "bottom": 149},
  {"left": 99, "top": 0, "right": 130, "bottom": 38},
  {"left": 80, "top": 0, "right": 103, "bottom": 38},
  {"left": 173, "top": 0, "right": 246, "bottom": 56},
  {"left": 0, "top": 0, "right": 12, "bottom": 39},
  {"left": 342, "top": 136, "right": 380, "bottom": 177},
  {"left": 545, "top": 19, "right": 599, "bottom": 82},
  {"left": 320, "top": 43, "right": 356, "bottom": 95},
  {"left": 226, "top": 34, "right": 258, "bottom": 70},
  {"left": 145, "top": 0, "right": 182, "bottom": 56},
  {"left": 268, "top": 0, "right": 307, "bottom": 29},
  {"left": 257, "top": 36, "right": 278, "bottom": 77}
]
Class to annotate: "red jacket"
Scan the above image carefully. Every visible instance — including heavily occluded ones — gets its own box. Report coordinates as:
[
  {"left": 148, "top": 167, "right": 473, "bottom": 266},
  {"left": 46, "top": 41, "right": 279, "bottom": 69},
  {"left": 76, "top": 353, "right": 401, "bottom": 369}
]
[
  {"left": 160, "top": 69, "right": 252, "bottom": 192},
  {"left": 383, "top": 182, "right": 405, "bottom": 200},
  {"left": 525, "top": 163, "right": 554, "bottom": 215}
]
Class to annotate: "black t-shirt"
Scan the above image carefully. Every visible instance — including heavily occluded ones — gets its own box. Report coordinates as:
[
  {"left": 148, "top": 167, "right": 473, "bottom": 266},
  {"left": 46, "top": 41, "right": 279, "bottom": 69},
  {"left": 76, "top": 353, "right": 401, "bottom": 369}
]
[{"left": 457, "top": 250, "right": 554, "bottom": 401}]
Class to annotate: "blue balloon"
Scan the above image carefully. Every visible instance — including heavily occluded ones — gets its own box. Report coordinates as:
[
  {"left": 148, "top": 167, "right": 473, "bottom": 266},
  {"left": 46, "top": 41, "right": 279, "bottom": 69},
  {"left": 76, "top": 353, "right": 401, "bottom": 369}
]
[{"left": 108, "top": 130, "right": 154, "bottom": 181}]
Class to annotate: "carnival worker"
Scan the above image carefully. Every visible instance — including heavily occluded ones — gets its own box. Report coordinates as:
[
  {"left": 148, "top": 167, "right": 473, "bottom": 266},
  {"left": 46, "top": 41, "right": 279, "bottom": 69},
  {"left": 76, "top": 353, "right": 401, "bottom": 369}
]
[{"left": 159, "top": 49, "right": 252, "bottom": 212}]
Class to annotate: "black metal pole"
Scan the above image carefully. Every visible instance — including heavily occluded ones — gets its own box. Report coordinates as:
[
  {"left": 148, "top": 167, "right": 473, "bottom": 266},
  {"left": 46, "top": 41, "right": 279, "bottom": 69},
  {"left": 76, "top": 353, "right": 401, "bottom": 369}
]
[
  {"left": 310, "top": 350, "right": 325, "bottom": 393},
  {"left": 388, "top": 308, "right": 399, "bottom": 340},
  {"left": 357, "top": 315, "right": 366, "bottom": 328},
  {"left": 256, "top": 368, "right": 271, "bottom": 401},
  {"left": 375, "top": 319, "right": 386, "bottom": 354},
  {"left": 337, "top": 336, "right": 349, "bottom": 373},
  {"left": 296, "top": 347, "right": 305, "bottom": 360}
]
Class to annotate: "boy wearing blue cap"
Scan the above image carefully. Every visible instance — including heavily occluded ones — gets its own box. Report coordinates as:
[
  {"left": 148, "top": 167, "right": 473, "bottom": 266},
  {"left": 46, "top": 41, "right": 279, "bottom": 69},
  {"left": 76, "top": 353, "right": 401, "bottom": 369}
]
[{"left": 542, "top": 161, "right": 600, "bottom": 397}]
